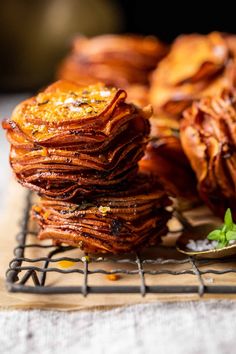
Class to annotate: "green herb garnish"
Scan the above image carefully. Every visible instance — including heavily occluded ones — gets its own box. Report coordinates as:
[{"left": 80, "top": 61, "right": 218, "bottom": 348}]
[{"left": 207, "top": 209, "right": 236, "bottom": 249}]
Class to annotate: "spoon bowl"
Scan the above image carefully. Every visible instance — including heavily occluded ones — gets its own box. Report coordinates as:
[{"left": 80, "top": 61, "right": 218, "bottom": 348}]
[{"left": 176, "top": 223, "right": 236, "bottom": 259}]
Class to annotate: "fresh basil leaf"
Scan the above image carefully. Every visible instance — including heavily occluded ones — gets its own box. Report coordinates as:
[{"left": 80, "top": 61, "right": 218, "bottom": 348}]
[
  {"left": 216, "top": 240, "right": 228, "bottom": 249},
  {"left": 232, "top": 225, "right": 236, "bottom": 232},
  {"left": 207, "top": 229, "right": 221, "bottom": 240},
  {"left": 222, "top": 224, "right": 227, "bottom": 233},
  {"left": 205, "top": 208, "right": 236, "bottom": 249},
  {"left": 220, "top": 232, "right": 226, "bottom": 242},
  {"left": 224, "top": 208, "right": 233, "bottom": 230},
  {"left": 226, "top": 231, "right": 236, "bottom": 241}
]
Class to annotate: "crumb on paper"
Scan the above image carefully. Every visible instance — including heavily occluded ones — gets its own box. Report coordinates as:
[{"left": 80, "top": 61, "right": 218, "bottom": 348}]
[
  {"left": 203, "top": 277, "right": 214, "bottom": 284},
  {"left": 106, "top": 274, "right": 120, "bottom": 281},
  {"left": 97, "top": 257, "right": 104, "bottom": 261},
  {"left": 58, "top": 260, "right": 76, "bottom": 269},
  {"left": 167, "top": 217, "right": 183, "bottom": 232}
]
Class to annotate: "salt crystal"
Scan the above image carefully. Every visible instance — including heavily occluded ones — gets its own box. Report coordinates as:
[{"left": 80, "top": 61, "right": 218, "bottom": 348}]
[
  {"left": 204, "top": 277, "right": 214, "bottom": 284},
  {"left": 186, "top": 239, "right": 218, "bottom": 251},
  {"left": 213, "top": 45, "right": 226, "bottom": 58},
  {"left": 64, "top": 97, "right": 77, "bottom": 104},
  {"left": 100, "top": 91, "right": 111, "bottom": 97},
  {"left": 69, "top": 106, "right": 82, "bottom": 113},
  {"left": 229, "top": 240, "right": 236, "bottom": 245}
]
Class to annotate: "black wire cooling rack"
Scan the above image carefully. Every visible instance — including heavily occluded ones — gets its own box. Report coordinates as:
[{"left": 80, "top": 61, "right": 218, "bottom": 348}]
[{"left": 5, "top": 192, "right": 236, "bottom": 297}]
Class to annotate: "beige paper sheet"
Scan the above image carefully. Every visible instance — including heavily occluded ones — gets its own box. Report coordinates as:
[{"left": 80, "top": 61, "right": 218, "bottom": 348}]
[{"left": 1, "top": 179, "right": 236, "bottom": 311}]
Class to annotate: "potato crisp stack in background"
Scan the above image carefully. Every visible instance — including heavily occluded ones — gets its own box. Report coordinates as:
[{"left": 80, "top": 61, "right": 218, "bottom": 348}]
[
  {"left": 3, "top": 80, "right": 172, "bottom": 254},
  {"left": 139, "top": 116, "right": 198, "bottom": 207},
  {"left": 58, "top": 34, "right": 167, "bottom": 106},
  {"left": 150, "top": 32, "right": 236, "bottom": 118},
  {"left": 180, "top": 89, "right": 236, "bottom": 219},
  {"left": 141, "top": 32, "right": 236, "bottom": 207}
]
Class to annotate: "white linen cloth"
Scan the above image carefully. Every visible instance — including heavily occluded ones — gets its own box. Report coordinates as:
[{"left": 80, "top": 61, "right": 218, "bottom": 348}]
[{"left": 1, "top": 301, "right": 236, "bottom": 354}]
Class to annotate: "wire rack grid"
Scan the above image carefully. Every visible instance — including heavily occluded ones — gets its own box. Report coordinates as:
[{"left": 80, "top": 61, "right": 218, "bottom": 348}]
[{"left": 5, "top": 192, "right": 236, "bottom": 297}]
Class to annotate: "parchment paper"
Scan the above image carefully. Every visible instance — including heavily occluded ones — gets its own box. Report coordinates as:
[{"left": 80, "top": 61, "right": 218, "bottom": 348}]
[{"left": 1, "top": 178, "right": 236, "bottom": 311}]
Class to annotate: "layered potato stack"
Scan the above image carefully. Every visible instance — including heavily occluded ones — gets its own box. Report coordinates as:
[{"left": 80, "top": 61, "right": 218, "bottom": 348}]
[
  {"left": 139, "top": 116, "right": 197, "bottom": 203},
  {"left": 58, "top": 34, "right": 167, "bottom": 106},
  {"left": 56, "top": 32, "right": 236, "bottom": 221},
  {"left": 33, "top": 174, "right": 170, "bottom": 253},
  {"left": 142, "top": 32, "right": 236, "bottom": 204},
  {"left": 3, "top": 80, "right": 171, "bottom": 253},
  {"left": 57, "top": 33, "right": 198, "bottom": 203},
  {"left": 150, "top": 32, "right": 236, "bottom": 118},
  {"left": 181, "top": 89, "right": 236, "bottom": 219},
  {"left": 4, "top": 81, "right": 150, "bottom": 200}
]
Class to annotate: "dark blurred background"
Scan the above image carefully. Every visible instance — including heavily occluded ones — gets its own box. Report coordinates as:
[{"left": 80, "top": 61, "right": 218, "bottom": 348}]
[
  {"left": 121, "top": 1, "right": 236, "bottom": 40},
  {"left": 0, "top": 0, "right": 235, "bottom": 92}
]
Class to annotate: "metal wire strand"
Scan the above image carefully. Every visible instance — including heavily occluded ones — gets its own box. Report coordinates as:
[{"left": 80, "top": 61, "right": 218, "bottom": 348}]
[{"left": 5, "top": 191, "right": 236, "bottom": 297}]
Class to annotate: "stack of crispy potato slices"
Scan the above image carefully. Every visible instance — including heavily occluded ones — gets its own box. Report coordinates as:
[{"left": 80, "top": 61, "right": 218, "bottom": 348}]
[
  {"left": 58, "top": 34, "right": 167, "bottom": 106},
  {"left": 141, "top": 32, "right": 236, "bottom": 205},
  {"left": 3, "top": 81, "right": 151, "bottom": 200},
  {"left": 3, "top": 80, "right": 172, "bottom": 253},
  {"left": 180, "top": 89, "right": 236, "bottom": 218},
  {"left": 139, "top": 116, "right": 198, "bottom": 204},
  {"left": 32, "top": 174, "right": 171, "bottom": 253},
  {"left": 150, "top": 32, "right": 236, "bottom": 118}
]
